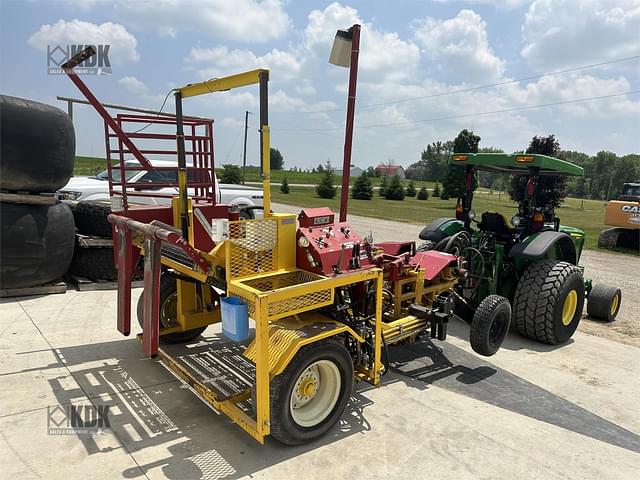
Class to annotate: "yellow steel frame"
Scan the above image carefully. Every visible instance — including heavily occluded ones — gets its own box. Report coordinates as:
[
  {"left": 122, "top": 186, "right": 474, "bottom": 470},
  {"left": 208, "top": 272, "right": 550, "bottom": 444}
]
[
  {"left": 179, "top": 69, "right": 269, "bottom": 98},
  {"left": 228, "top": 266, "right": 383, "bottom": 443},
  {"left": 177, "top": 69, "right": 271, "bottom": 218},
  {"left": 136, "top": 68, "right": 392, "bottom": 444}
]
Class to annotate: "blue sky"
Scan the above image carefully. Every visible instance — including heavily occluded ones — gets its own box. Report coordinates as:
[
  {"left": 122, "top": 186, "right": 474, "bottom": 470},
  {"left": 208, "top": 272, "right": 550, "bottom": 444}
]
[{"left": 1, "top": 0, "right": 638, "bottom": 170}]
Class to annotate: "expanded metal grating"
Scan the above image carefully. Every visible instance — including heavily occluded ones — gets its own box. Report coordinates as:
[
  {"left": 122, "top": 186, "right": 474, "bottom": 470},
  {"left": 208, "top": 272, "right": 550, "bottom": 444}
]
[
  {"left": 227, "top": 219, "right": 278, "bottom": 280},
  {"left": 268, "top": 289, "right": 332, "bottom": 317},
  {"left": 230, "top": 270, "right": 332, "bottom": 321}
]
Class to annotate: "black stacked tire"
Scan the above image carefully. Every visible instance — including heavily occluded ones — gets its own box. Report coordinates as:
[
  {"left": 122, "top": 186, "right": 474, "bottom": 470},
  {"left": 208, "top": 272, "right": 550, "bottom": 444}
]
[
  {"left": 0, "top": 95, "right": 75, "bottom": 192},
  {"left": 70, "top": 201, "right": 113, "bottom": 237},
  {"left": 513, "top": 260, "right": 585, "bottom": 345},
  {"left": 69, "top": 247, "right": 118, "bottom": 281},
  {"left": 0, "top": 202, "right": 75, "bottom": 288}
]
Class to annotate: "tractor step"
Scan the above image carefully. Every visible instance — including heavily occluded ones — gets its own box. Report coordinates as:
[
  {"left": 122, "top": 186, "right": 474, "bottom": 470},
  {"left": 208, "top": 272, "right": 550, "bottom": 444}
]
[{"left": 158, "top": 340, "right": 256, "bottom": 402}]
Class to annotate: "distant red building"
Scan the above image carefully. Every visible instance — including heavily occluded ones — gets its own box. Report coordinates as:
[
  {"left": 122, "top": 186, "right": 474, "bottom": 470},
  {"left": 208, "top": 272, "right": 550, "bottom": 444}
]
[{"left": 375, "top": 164, "right": 406, "bottom": 179}]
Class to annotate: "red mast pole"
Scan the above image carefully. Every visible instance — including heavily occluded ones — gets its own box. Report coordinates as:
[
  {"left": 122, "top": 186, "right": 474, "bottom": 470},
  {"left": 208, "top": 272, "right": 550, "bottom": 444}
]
[{"left": 339, "top": 24, "right": 361, "bottom": 223}]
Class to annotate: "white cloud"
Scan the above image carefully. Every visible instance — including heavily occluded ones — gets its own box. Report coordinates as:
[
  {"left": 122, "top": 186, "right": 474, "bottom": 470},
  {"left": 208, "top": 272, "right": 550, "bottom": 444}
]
[
  {"left": 218, "top": 117, "right": 244, "bottom": 128},
  {"left": 296, "top": 79, "right": 317, "bottom": 96},
  {"left": 305, "top": 2, "right": 420, "bottom": 82},
  {"left": 270, "top": 90, "right": 337, "bottom": 113},
  {"left": 189, "top": 46, "right": 301, "bottom": 80},
  {"left": 64, "top": 0, "right": 99, "bottom": 9},
  {"left": 432, "top": 0, "right": 531, "bottom": 8},
  {"left": 118, "top": 76, "right": 147, "bottom": 94},
  {"left": 28, "top": 19, "right": 139, "bottom": 64},
  {"left": 503, "top": 73, "right": 640, "bottom": 117},
  {"left": 413, "top": 10, "right": 506, "bottom": 82},
  {"left": 522, "top": 0, "right": 640, "bottom": 70},
  {"left": 112, "top": 0, "right": 289, "bottom": 41}
]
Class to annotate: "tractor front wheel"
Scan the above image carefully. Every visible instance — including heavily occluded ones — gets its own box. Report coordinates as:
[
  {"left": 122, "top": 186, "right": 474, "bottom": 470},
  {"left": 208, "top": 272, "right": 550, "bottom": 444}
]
[
  {"left": 470, "top": 295, "right": 511, "bottom": 356},
  {"left": 587, "top": 284, "right": 622, "bottom": 322},
  {"left": 513, "top": 260, "right": 585, "bottom": 345},
  {"left": 270, "top": 340, "right": 353, "bottom": 445}
]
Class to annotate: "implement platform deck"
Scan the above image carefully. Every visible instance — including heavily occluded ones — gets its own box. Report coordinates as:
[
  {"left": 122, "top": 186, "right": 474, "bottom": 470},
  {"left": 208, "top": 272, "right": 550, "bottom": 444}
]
[{"left": 157, "top": 338, "right": 256, "bottom": 402}]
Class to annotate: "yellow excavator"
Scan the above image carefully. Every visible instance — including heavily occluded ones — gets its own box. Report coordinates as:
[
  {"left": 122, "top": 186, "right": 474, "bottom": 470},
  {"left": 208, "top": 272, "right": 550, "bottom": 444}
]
[{"left": 599, "top": 182, "right": 640, "bottom": 250}]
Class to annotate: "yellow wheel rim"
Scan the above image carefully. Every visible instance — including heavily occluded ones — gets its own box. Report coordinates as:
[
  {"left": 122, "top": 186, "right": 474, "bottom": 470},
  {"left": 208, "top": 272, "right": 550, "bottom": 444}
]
[
  {"left": 562, "top": 290, "right": 578, "bottom": 326},
  {"left": 610, "top": 294, "right": 619, "bottom": 316}
]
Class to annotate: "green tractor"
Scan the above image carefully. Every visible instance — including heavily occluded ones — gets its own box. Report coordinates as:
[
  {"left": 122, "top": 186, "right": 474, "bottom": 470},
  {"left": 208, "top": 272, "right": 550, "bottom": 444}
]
[{"left": 418, "top": 153, "right": 622, "bottom": 346}]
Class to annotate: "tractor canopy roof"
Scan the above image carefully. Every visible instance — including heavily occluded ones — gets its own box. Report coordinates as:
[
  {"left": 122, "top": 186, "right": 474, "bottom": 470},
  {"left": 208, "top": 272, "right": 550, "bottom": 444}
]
[{"left": 448, "top": 153, "right": 583, "bottom": 176}]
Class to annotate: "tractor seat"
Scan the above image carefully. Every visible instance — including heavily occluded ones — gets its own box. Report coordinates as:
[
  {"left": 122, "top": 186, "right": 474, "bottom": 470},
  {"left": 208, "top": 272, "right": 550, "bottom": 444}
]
[{"left": 478, "top": 212, "right": 512, "bottom": 242}]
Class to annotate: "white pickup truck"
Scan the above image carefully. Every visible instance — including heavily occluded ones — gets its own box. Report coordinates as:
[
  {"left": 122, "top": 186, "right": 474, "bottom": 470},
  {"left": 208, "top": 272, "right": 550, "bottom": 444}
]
[{"left": 58, "top": 159, "right": 263, "bottom": 217}]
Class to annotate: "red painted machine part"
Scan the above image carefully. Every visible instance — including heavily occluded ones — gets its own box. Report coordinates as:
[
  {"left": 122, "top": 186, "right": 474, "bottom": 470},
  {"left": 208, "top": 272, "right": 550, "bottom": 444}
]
[{"left": 412, "top": 250, "right": 457, "bottom": 281}]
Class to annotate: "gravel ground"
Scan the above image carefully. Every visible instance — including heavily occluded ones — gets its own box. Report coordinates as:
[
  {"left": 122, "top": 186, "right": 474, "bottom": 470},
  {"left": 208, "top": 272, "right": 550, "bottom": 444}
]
[{"left": 273, "top": 202, "right": 639, "bottom": 346}]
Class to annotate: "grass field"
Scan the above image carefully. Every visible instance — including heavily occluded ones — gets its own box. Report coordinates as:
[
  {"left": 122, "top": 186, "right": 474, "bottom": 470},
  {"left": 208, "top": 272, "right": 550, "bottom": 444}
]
[
  {"left": 72, "top": 156, "right": 616, "bottom": 251},
  {"left": 272, "top": 186, "right": 612, "bottom": 251},
  {"left": 74, "top": 156, "right": 107, "bottom": 176}
]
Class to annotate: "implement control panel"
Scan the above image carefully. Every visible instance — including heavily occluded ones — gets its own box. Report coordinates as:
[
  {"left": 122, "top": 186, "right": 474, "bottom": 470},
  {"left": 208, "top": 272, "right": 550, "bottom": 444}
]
[{"left": 296, "top": 208, "right": 372, "bottom": 275}]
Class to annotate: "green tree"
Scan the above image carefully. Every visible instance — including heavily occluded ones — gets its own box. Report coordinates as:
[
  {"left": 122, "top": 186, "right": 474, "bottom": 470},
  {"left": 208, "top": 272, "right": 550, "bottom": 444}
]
[
  {"left": 315, "top": 162, "right": 337, "bottom": 199},
  {"left": 384, "top": 175, "right": 405, "bottom": 201},
  {"left": 378, "top": 176, "right": 388, "bottom": 196},
  {"left": 509, "top": 134, "right": 568, "bottom": 209},
  {"left": 406, "top": 141, "right": 453, "bottom": 182},
  {"left": 351, "top": 172, "right": 374, "bottom": 200},
  {"left": 417, "top": 186, "right": 429, "bottom": 200},
  {"left": 270, "top": 147, "right": 284, "bottom": 170},
  {"left": 442, "top": 129, "right": 480, "bottom": 198},
  {"left": 280, "top": 176, "right": 290, "bottom": 194},
  {"left": 433, "top": 183, "right": 441, "bottom": 197},
  {"left": 220, "top": 164, "right": 242, "bottom": 184},
  {"left": 406, "top": 181, "right": 416, "bottom": 197}
]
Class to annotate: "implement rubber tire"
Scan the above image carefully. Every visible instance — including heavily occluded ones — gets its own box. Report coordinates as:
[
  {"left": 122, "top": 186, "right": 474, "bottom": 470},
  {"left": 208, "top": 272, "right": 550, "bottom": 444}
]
[
  {"left": 70, "top": 201, "right": 113, "bottom": 238},
  {"left": 587, "top": 284, "right": 622, "bottom": 322},
  {"left": 69, "top": 247, "right": 117, "bottom": 281},
  {"left": 513, "top": 260, "right": 585, "bottom": 345},
  {"left": 136, "top": 274, "right": 206, "bottom": 343},
  {"left": 470, "top": 295, "right": 511, "bottom": 356},
  {"left": 0, "top": 201, "right": 75, "bottom": 288},
  {"left": 270, "top": 340, "right": 353, "bottom": 445},
  {"left": 0, "top": 95, "right": 75, "bottom": 192}
]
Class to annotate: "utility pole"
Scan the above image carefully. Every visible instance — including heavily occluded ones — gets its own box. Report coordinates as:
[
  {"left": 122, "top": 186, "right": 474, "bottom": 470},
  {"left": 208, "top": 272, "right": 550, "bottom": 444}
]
[{"left": 242, "top": 110, "right": 252, "bottom": 184}]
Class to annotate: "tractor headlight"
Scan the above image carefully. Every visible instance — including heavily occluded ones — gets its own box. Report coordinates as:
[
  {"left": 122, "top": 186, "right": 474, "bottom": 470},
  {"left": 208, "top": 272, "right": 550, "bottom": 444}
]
[
  {"left": 511, "top": 215, "right": 521, "bottom": 227},
  {"left": 298, "top": 236, "right": 310, "bottom": 248},
  {"left": 467, "top": 209, "right": 476, "bottom": 221}
]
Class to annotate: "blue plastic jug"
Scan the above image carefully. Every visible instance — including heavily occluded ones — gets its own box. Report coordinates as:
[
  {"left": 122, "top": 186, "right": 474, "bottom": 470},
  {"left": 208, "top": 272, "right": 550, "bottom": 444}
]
[{"left": 221, "top": 296, "right": 249, "bottom": 342}]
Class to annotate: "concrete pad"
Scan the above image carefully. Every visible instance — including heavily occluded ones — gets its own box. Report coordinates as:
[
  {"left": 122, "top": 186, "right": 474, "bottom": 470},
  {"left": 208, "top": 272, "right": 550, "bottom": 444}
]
[
  {"left": 446, "top": 321, "right": 640, "bottom": 435},
  {"left": 0, "top": 403, "right": 142, "bottom": 480},
  {"left": 16, "top": 289, "right": 138, "bottom": 348},
  {"left": 0, "top": 303, "right": 85, "bottom": 417},
  {"left": 43, "top": 367, "right": 639, "bottom": 480}
]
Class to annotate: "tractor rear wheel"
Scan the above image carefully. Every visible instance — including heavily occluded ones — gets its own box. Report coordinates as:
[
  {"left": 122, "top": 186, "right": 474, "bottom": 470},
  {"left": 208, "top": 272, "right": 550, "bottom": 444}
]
[
  {"left": 470, "top": 295, "right": 511, "bottom": 356},
  {"left": 587, "top": 284, "right": 622, "bottom": 322},
  {"left": 136, "top": 273, "right": 207, "bottom": 343},
  {"left": 513, "top": 260, "right": 585, "bottom": 345},
  {"left": 270, "top": 340, "right": 353, "bottom": 445}
]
